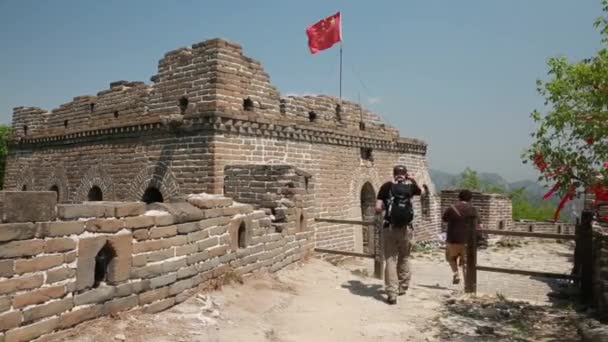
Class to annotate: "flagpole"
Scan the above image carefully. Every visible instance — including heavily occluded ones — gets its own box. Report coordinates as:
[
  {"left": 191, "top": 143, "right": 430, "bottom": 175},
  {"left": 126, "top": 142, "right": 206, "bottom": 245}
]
[{"left": 339, "top": 43, "right": 343, "bottom": 100}]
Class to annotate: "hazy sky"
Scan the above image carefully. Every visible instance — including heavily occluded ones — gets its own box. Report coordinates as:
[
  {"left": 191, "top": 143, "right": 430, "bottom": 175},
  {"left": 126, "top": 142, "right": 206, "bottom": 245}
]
[{"left": 0, "top": 1, "right": 602, "bottom": 182}]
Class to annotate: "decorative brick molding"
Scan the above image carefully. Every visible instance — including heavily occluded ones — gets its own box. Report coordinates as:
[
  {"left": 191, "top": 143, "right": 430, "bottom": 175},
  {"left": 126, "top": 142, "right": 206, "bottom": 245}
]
[
  {"left": 13, "top": 164, "right": 34, "bottom": 192},
  {"left": 74, "top": 165, "right": 116, "bottom": 202},
  {"left": 127, "top": 162, "right": 181, "bottom": 202},
  {"left": 45, "top": 165, "right": 69, "bottom": 203}
]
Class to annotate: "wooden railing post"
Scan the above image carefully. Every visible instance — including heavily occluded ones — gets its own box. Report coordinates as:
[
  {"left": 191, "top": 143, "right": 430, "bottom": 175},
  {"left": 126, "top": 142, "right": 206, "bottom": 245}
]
[
  {"left": 373, "top": 214, "right": 384, "bottom": 280},
  {"left": 464, "top": 217, "right": 477, "bottom": 294},
  {"left": 579, "top": 210, "right": 594, "bottom": 304}
]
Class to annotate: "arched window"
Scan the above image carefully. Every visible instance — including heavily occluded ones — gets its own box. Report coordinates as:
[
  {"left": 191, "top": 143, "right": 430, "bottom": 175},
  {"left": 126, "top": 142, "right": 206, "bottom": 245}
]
[
  {"left": 94, "top": 242, "right": 116, "bottom": 288},
  {"left": 238, "top": 222, "right": 247, "bottom": 248},
  {"left": 50, "top": 185, "right": 59, "bottom": 201},
  {"left": 243, "top": 98, "right": 254, "bottom": 111},
  {"left": 87, "top": 186, "right": 103, "bottom": 201},
  {"left": 142, "top": 187, "right": 164, "bottom": 204},
  {"left": 360, "top": 182, "right": 376, "bottom": 254}
]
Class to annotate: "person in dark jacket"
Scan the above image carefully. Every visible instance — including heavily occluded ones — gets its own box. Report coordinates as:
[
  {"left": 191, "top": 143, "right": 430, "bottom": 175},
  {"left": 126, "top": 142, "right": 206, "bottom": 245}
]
[
  {"left": 375, "top": 165, "right": 422, "bottom": 304},
  {"left": 441, "top": 190, "right": 479, "bottom": 285}
]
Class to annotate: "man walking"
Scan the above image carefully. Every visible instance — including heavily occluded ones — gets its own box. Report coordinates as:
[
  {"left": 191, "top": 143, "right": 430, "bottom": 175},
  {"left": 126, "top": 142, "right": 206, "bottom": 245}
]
[
  {"left": 441, "top": 189, "right": 479, "bottom": 285},
  {"left": 376, "top": 165, "right": 421, "bottom": 304}
]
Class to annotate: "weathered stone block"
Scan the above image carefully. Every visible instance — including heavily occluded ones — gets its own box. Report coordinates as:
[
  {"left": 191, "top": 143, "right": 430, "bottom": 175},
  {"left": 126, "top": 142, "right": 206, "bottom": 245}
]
[
  {"left": 57, "top": 204, "right": 110, "bottom": 220},
  {"left": 201, "top": 208, "right": 223, "bottom": 219},
  {"left": 169, "top": 278, "right": 192, "bottom": 296},
  {"left": 161, "top": 236, "right": 187, "bottom": 249},
  {"left": 0, "top": 261, "right": 14, "bottom": 278},
  {"left": 0, "top": 223, "right": 36, "bottom": 242},
  {"left": 73, "top": 286, "right": 115, "bottom": 306},
  {"left": 176, "top": 244, "right": 197, "bottom": 257},
  {"left": 148, "top": 203, "right": 203, "bottom": 223},
  {"left": 115, "top": 280, "right": 150, "bottom": 297},
  {"left": 125, "top": 216, "right": 154, "bottom": 229},
  {"left": 143, "top": 297, "right": 175, "bottom": 314},
  {"left": 133, "top": 239, "right": 163, "bottom": 253},
  {"left": 177, "top": 265, "right": 197, "bottom": 279},
  {"left": 114, "top": 203, "right": 146, "bottom": 217},
  {"left": 162, "top": 258, "right": 187, "bottom": 273},
  {"left": 149, "top": 274, "right": 177, "bottom": 289},
  {"left": 58, "top": 305, "right": 102, "bottom": 330},
  {"left": 208, "top": 225, "right": 228, "bottom": 236},
  {"left": 0, "top": 297, "right": 10, "bottom": 313},
  {"left": 0, "top": 274, "right": 43, "bottom": 296},
  {"left": 130, "top": 264, "right": 163, "bottom": 279},
  {"left": 197, "top": 236, "right": 219, "bottom": 252},
  {"left": 0, "top": 311, "right": 21, "bottom": 331},
  {"left": 132, "top": 228, "right": 150, "bottom": 241},
  {"left": 176, "top": 288, "right": 196, "bottom": 304},
  {"left": 107, "top": 234, "right": 132, "bottom": 284},
  {"left": 37, "top": 221, "right": 85, "bottom": 237},
  {"left": 15, "top": 255, "right": 63, "bottom": 274},
  {"left": 176, "top": 222, "right": 198, "bottom": 234},
  {"left": 0, "top": 191, "right": 56, "bottom": 223},
  {"left": 187, "top": 230, "right": 209, "bottom": 243},
  {"left": 23, "top": 298, "right": 73, "bottom": 323},
  {"left": 0, "top": 240, "right": 44, "bottom": 258},
  {"left": 150, "top": 213, "right": 175, "bottom": 227},
  {"left": 64, "top": 251, "right": 77, "bottom": 263},
  {"left": 13, "top": 285, "right": 65, "bottom": 308},
  {"left": 187, "top": 251, "right": 209, "bottom": 265},
  {"left": 139, "top": 287, "right": 169, "bottom": 305},
  {"left": 46, "top": 267, "right": 75, "bottom": 284},
  {"left": 208, "top": 245, "right": 229, "bottom": 258},
  {"left": 85, "top": 218, "right": 125, "bottom": 233},
  {"left": 149, "top": 225, "right": 177, "bottom": 239},
  {"left": 5, "top": 316, "right": 58, "bottom": 342},
  {"left": 198, "top": 216, "right": 231, "bottom": 230},
  {"left": 102, "top": 295, "right": 138, "bottom": 315},
  {"left": 43, "top": 238, "right": 76, "bottom": 253}
]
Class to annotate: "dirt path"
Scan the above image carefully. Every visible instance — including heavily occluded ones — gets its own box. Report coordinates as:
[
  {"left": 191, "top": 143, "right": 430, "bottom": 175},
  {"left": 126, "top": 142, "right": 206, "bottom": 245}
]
[{"left": 42, "top": 241, "right": 580, "bottom": 342}]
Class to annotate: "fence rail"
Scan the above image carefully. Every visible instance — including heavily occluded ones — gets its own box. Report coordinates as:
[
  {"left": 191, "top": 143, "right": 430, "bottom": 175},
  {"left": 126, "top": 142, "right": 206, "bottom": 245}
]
[{"left": 479, "top": 229, "right": 575, "bottom": 240}]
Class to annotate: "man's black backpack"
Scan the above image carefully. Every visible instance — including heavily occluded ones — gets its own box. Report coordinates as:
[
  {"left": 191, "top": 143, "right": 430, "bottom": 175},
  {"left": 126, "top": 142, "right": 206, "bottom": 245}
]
[{"left": 386, "top": 182, "right": 414, "bottom": 227}]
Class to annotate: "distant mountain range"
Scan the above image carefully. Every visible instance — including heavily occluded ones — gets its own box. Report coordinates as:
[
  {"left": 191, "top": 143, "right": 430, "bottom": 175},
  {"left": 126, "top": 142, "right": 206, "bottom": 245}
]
[{"left": 429, "top": 169, "right": 584, "bottom": 222}]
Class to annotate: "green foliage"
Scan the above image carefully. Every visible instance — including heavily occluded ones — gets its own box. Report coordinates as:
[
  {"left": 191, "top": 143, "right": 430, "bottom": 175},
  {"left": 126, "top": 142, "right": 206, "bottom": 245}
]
[
  {"left": 454, "top": 167, "right": 559, "bottom": 221},
  {"left": 522, "top": 1, "right": 608, "bottom": 199},
  {"left": 0, "top": 125, "right": 10, "bottom": 189},
  {"left": 455, "top": 167, "right": 508, "bottom": 194}
]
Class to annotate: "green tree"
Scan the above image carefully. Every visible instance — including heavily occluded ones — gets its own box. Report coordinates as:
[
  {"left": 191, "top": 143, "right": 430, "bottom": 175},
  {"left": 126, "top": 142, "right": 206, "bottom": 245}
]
[
  {"left": 454, "top": 167, "right": 558, "bottom": 221},
  {"left": 522, "top": 1, "right": 608, "bottom": 202},
  {"left": 0, "top": 125, "right": 11, "bottom": 189}
]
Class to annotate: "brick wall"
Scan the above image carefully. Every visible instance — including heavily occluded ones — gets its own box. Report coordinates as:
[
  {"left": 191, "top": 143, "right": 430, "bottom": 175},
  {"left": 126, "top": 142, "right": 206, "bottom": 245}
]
[
  {"left": 513, "top": 221, "right": 575, "bottom": 235},
  {"left": 440, "top": 190, "right": 512, "bottom": 231},
  {"left": 5, "top": 37, "right": 441, "bottom": 255},
  {"left": 0, "top": 191, "right": 312, "bottom": 341}
]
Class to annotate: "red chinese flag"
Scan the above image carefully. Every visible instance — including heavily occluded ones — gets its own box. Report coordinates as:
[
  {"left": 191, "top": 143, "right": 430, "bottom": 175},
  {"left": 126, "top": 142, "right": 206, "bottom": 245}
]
[{"left": 306, "top": 12, "right": 342, "bottom": 54}]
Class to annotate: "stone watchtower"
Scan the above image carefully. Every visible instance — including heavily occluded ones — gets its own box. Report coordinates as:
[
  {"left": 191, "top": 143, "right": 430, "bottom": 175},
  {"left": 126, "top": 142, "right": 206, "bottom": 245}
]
[{"left": 5, "top": 38, "right": 441, "bottom": 252}]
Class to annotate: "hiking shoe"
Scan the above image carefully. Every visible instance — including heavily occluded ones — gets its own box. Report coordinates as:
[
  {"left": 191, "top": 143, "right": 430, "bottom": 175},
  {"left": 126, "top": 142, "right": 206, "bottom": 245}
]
[
  {"left": 398, "top": 287, "right": 408, "bottom": 296},
  {"left": 387, "top": 296, "right": 397, "bottom": 305},
  {"left": 452, "top": 274, "right": 460, "bottom": 285}
]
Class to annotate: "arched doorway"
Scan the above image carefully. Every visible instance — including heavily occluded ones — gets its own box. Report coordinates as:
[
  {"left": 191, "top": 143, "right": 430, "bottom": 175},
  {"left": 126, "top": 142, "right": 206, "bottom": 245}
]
[
  {"left": 361, "top": 182, "right": 376, "bottom": 254},
  {"left": 87, "top": 186, "right": 103, "bottom": 201},
  {"left": 49, "top": 185, "right": 60, "bottom": 201},
  {"left": 142, "top": 187, "right": 164, "bottom": 204}
]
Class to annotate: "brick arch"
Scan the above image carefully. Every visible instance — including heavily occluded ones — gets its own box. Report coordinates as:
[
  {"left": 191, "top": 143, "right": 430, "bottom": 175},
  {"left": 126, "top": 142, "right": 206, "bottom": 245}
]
[
  {"left": 74, "top": 165, "right": 116, "bottom": 202},
  {"left": 14, "top": 164, "right": 35, "bottom": 191},
  {"left": 127, "top": 162, "right": 180, "bottom": 202},
  {"left": 349, "top": 168, "right": 382, "bottom": 205},
  {"left": 45, "top": 165, "right": 69, "bottom": 203}
]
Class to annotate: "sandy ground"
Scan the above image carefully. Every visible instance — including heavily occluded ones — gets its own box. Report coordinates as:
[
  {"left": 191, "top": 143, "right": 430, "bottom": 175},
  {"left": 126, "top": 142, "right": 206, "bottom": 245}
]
[{"left": 41, "top": 241, "right": 581, "bottom": 342}]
